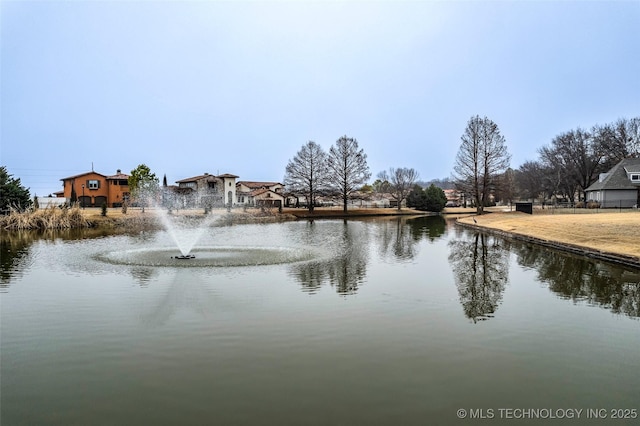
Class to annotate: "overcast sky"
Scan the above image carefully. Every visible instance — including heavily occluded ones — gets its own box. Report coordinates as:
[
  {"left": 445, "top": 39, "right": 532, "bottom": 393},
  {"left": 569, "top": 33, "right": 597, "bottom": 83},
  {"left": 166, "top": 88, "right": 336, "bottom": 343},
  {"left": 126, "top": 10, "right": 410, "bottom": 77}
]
[{"left": 2, "top": 0, "right": 639, "bottom": 196}]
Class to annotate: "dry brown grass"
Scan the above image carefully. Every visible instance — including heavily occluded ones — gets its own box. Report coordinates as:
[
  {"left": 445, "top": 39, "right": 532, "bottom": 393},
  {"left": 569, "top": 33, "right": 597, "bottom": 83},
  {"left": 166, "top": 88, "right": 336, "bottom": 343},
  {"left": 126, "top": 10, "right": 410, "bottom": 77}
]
[
  {"left": 82, "top": 206, "right": 297, "bottom": 227},
  {"left": 458, "top": 210, "right": 640, "bottom": 260},
  {"left": 1, "top": 205, "right": 90, "bottom": 230}
]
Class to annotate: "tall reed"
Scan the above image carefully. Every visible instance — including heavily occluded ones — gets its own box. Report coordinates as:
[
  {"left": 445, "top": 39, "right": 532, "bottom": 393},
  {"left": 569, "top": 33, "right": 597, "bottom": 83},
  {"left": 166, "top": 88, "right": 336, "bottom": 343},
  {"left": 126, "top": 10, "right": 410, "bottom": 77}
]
[{"left": 0, "top": 205, "right": 91, "bottom": 230}]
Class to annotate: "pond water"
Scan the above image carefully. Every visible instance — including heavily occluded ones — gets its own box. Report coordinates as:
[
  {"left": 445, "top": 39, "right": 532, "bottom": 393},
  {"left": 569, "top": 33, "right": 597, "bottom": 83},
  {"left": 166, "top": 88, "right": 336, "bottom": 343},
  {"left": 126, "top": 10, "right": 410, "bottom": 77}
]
[{"left": 1, "top": 216, "right": 639, "bottom": 425}]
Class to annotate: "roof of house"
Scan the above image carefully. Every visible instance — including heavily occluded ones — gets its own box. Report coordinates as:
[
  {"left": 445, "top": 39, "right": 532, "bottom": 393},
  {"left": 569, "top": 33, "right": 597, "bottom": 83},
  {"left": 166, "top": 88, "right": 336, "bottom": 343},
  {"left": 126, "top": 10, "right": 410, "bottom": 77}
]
[
  {"left": 250, "top": 188, "right": 285, "bottom": 197},
  {"left": 106, "top": 170, "right": 129, "bottom": 180},
  {"left": 61, "top": 169, "right": 129, "bottom": 181},
  {"left": 250, "top": 188, "right": 270, "bottom": 197},
  {"left": 60, "top": 171, "right": 107, "bottom": 181},
  {"left": 586, "top": 158, "right": 640, "bottom": 192},
  {"left": 175, "top": 173, "right": 217, "bottom": 183},
  {"left": 164, "top": 185, "right": 193, "bottom": 194},
  {"left": 237, "top": 181, "right": 282, "bottom": 189},
  {"left": 626, "top": 162, "right": 640, "bottom": 173},
  {"left": 176, "top": 173, "right": 238, "bottom": 183}
]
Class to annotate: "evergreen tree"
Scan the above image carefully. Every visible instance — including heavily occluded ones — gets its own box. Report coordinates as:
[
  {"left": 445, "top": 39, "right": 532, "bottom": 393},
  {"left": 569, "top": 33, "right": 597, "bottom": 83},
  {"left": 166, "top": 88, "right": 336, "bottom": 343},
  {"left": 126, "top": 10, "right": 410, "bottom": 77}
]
[
  {"left": 424, "top": 184, "right": 447, "bottom": 212},
  {"left": 0, "top": 167, "right": 32, "bottom": 213},
  {"left": 70, "top": 183, "right": 77, "bottom": 204},
  {"left": 407, "top": 185, "right": 427, "bottom": 210}
]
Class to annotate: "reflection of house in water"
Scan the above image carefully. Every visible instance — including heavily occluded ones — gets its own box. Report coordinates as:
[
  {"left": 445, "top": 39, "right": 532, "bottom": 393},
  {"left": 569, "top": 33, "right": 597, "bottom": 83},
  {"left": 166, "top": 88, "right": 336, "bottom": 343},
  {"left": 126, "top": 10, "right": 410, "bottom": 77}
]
[{"left": 167, "top": 173, "right": 238, "bottom": 208}]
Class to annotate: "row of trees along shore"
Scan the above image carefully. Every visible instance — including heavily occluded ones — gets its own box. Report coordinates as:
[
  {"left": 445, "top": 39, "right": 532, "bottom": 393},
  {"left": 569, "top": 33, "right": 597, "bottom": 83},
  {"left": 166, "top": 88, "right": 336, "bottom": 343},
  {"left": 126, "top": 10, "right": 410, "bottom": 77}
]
[
  {"left": 284, "top": 136, "right": 429, "bottom": 212},
  {"left": 514, "top": 117, "right": 639, "bottom": 205},
  {"left": 451, "top": 116, "right": 639, "bottom": 214},
  {"left": 2, "top": 116, "right": 637, "bottom": 217}
]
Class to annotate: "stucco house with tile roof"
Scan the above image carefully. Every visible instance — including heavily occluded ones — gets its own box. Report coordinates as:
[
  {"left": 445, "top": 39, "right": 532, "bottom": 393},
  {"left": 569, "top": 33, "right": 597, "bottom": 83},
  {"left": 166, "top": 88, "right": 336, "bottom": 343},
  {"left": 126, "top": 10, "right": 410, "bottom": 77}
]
[
  {"left": 172, "top": 172, "right": 239, "bottom": 207},
  {"left": 60, "top": 169, "right": 130, "bottom": 207},
  {"left": 585, "top": 158, "right": 640, "bottom": 208},
  {"left": 236, "top": 181, "right": 284, "bottom": 207}
]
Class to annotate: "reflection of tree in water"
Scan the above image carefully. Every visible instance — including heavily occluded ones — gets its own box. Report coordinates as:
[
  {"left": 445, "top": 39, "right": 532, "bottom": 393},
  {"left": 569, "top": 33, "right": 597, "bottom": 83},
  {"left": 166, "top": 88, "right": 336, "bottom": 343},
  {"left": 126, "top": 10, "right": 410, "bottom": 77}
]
[
  {"left": 377, "top": 216, "right": 448, "bottom": 262},
  {"left": 514, "top": 244, "right": 640, "bottom": 318},
  {"left": 327, "top": 223, "right": 368, "bottom": 294},
  {"left": 407, "top": 215, "right": 446, "bottom": 242},
  {"left": 377, "top": 217, "right": 418, "bottom": 261},
  {"left": 290, "top": 263, "right": 325, "bottom": 294},
  {"left": 448, "top": 232, "right": 510, "bottom": 323},
  {"left": 289, "top": 221, "right": 369, "bottom": 295},
  {"left": 0, "top": 231, "right": 36, "bottom": 288}
]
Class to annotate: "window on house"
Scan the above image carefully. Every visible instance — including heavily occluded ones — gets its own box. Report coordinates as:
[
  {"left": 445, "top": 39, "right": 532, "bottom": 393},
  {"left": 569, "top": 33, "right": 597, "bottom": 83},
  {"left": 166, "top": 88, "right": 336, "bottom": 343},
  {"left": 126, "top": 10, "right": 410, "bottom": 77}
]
[
  {"left": 88, "top": 180, "right": 100, "bottom": 190},
  {"left": 631, "top": 174, "right": 640, "bottom": 181}
]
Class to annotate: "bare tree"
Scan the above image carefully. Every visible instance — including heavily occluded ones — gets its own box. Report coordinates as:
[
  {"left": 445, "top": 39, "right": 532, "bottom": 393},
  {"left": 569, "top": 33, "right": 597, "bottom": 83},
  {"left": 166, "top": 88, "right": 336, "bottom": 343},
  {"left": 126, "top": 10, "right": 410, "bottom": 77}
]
[
  {"left": 378, "top": 167, "right": 419, "bottom": 210},
  {"left": 515, "top": 161, "right": 546, "bottom": 203},
  {"left": 612, "top": 117, "right": 640, "bottom": 158},
  {"left": 544, "top": 128, "right": 605, "bottom": 202},
  {"left": 589, "top": 122, "right": 632, "bottom": 174},
  {"left": 627, "top": 117, "right": 640, "bottom": 156},
  {"left": 283, "top": 141, "right": 328, "bottom": 212},
  {"left": 494, "top": 167, "right": 517, "bottom": 209},
  {"left": 538, "top": 145, "right": 578, "bottom": 203},
  {"left": 452, "top": 115, "right": 511, "bottom": 214},
  {"left": 326, "top": 136, "right": 371, "bottom": 212}
]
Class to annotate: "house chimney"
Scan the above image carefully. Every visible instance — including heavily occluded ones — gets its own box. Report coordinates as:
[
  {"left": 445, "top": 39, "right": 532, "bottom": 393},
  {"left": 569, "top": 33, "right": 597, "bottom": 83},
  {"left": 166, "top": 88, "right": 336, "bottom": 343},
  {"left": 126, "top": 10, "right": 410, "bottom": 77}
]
[{"left": 117, "top": 169, "right": 121, "bottom": 174}]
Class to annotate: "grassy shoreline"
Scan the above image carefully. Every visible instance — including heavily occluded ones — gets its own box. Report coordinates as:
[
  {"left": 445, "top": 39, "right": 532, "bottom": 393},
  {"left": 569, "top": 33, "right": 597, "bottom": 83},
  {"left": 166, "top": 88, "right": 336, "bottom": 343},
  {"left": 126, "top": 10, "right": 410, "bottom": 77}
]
[{"left": 456, "top": 210, "right": 640, "bottom": 268}]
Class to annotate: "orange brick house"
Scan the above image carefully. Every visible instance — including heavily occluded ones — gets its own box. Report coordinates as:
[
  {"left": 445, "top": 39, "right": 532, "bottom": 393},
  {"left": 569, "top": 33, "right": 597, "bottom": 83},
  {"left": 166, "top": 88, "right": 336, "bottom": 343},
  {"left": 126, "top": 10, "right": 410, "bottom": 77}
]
[{"left": 60, "top": 169, "right": 130, "bottom": 207}]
